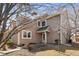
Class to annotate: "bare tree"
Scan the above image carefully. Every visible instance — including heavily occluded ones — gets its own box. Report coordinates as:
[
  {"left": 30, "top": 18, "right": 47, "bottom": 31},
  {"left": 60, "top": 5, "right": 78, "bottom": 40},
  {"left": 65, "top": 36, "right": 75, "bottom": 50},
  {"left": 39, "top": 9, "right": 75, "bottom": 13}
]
[
  {"left": 0, "top": 3, "right": 32, "bottom": 49},
  {"left": 0, "top": 3, "right": 74, "bottom": 50},
  {"left": 61, "top": 3, "right": 79, "bottom": 44}
]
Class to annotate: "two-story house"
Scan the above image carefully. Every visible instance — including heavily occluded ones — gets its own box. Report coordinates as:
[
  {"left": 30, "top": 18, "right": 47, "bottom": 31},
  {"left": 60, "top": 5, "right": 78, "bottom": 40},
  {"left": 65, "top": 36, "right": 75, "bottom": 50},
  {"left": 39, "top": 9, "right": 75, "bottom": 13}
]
[{"left": 11, "top": 10, "right": 74, "bottom": 48}]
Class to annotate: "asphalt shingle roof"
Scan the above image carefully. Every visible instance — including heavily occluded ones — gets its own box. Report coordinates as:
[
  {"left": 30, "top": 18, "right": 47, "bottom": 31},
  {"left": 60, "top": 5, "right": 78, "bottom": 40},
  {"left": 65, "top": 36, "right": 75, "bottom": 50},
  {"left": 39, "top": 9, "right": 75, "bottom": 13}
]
[{"left": 37, "top": 26, "right": 49, "bottom": 31}]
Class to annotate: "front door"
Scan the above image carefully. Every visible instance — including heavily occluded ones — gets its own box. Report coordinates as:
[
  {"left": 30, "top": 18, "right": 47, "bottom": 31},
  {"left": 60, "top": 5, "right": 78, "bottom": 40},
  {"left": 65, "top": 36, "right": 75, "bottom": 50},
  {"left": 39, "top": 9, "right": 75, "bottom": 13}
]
[{"left": 42, "top": 33, "right": 45, "bottom": 43}]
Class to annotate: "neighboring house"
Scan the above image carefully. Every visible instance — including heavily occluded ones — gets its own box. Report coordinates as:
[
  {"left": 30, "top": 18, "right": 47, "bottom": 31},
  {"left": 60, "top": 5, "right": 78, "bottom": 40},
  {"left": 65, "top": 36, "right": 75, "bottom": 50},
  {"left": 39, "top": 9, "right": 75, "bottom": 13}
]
[{"left": 10, "top": 10, "right": 78, "bottom": 48}]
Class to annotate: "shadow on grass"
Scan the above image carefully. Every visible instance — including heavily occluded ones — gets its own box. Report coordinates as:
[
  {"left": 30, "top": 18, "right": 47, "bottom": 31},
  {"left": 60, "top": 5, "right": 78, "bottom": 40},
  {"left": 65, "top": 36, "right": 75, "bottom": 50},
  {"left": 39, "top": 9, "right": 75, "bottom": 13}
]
[{"left": 28, "top": 43, "right": 79, "bottom": 53}]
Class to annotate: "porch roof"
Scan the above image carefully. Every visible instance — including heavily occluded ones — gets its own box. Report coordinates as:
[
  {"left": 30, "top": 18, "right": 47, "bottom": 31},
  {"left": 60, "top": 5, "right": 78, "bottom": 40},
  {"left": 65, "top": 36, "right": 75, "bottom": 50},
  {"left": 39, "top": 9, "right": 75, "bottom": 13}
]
[{"left": 37, "top": 26, "right": 49, "bottom": 32}]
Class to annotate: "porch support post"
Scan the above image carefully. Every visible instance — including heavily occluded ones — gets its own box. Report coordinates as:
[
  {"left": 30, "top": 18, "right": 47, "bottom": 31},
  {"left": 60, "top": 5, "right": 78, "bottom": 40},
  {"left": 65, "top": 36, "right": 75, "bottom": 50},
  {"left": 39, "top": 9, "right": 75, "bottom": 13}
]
[
  {"left": 45, "top": 31, "right": 47, "bottom": 44},
  {"left": 60, "top": 29, "right": 63, "bottom": 44},
  {"left": 17, "top": 32, "right": 20, "bottom": 45}
]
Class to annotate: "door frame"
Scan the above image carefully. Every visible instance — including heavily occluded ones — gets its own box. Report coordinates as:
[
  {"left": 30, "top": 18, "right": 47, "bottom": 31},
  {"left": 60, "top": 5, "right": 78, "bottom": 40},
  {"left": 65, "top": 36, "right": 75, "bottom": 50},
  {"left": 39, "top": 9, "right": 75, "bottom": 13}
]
[
  {"left": 42, "top": 33, "right": 45, "bottom": 43},
  {"left": 42, "top": 32, "right": 47, "bottom": 44}
]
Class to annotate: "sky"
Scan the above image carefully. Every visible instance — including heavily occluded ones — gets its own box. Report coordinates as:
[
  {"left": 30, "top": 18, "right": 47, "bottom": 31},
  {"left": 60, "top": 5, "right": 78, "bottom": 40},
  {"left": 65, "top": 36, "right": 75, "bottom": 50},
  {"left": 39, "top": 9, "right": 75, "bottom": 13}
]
[
  {"left": 10, "top": 3, "right": 79, "bottom": 20},
  {"left": 22, "top": 3, "right": 79, "bottom": 20},
  {"left": 7, "top": 3, "right": 79, "bottom": 26}
]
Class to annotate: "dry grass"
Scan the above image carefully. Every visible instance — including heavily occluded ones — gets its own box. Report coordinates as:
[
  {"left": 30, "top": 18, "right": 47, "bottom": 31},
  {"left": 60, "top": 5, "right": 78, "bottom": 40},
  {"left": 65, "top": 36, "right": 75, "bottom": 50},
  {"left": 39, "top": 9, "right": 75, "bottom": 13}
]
[
  {"left": 35, "top": 44, "right": 79, "bottom": 56},
  {"left": 5, "top": 44, "right": 79, "bottom": 56},
  {"left": 35, "top": 47, "right": 79, "bottom": 56}
]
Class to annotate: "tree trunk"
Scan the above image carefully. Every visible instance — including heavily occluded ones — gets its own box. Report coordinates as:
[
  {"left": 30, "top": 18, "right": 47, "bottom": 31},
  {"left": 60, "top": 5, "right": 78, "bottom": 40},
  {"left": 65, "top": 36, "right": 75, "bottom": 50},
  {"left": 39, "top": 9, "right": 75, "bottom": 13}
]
[{"left": 0, "top": 33, "right": 4, "bottom": 42}]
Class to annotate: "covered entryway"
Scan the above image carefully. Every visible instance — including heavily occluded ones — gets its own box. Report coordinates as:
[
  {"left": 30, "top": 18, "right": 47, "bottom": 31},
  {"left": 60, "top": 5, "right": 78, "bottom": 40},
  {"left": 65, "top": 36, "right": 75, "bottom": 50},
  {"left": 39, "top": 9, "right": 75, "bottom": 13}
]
[
  {"left": 37, "top": 26, "right": 49, "bottom": 44},
  {"left": 42, "top": 32, "right": 47, "bottom": 44}
]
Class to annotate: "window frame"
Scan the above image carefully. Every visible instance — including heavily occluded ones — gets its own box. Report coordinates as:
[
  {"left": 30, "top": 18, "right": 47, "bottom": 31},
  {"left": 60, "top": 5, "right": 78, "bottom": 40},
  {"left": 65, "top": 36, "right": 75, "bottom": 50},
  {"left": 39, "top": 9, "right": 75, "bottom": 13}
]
[
  {"left": 42, "top": 20, "right": 47, "bottom": 27},
  {"left": 22, "top": 30, "right": 32, "bottom": 39},
  {"left": 37, "top": 20, "right": 47, "bottom": 27},
  {"left": 37, "top": 20, "right": 42, "bottom": 27}
]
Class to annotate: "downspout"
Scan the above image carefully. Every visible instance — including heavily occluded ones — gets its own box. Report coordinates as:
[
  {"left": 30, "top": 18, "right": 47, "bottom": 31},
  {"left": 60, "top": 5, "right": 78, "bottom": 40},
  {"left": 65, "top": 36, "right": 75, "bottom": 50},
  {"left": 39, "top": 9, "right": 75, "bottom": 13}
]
[{"left": 60, "top": 14, "right": 63, "bottom": 44}]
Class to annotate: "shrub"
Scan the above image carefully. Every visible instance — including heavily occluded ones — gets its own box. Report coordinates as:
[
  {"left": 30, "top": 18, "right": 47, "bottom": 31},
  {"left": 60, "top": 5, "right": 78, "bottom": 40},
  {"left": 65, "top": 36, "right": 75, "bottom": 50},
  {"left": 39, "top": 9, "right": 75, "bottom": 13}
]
[{"left": 7, "top": 39, "right": 15, "bottom": 48}]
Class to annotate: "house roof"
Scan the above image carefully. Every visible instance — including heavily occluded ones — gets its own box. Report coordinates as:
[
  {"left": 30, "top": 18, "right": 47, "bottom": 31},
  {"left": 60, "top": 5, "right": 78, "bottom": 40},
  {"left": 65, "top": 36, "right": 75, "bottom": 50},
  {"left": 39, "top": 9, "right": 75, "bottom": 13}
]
[
  {"left": 37, "top": 26, "right": 49, "bottom": 31},
  {"left": 35, "top": 13, "right": 60, "bottom": 21},
  {"left": 46, "top": 13, "right": 60, "bottom": 20}
]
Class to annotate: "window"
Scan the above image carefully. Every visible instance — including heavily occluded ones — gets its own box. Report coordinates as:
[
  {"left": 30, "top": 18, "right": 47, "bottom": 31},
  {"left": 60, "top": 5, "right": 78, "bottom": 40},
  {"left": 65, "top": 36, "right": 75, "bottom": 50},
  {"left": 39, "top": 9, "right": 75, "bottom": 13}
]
[
  {"left": 23, "top": 31, "right": 27, "bottom": 37},
  {"left": 42, "top": 21, "right": 46, "bottom": 27},
  {"left": 28, "top": 32, "right": 31, "bottom": 38},
  {"left": 38, "top": 21, "right": 41, "bottom": 26},
  {"left": 37, "top": 20, "right": 41, "bottom": 27},
  {"left": 37, "top": 20, "right": 47, "bottom": 27},
  {"left": 42, "top": 20, "right": 47, "bottom": 27},
  {"left": 22, "top": 30, "right": 32, "bottom": 39}
]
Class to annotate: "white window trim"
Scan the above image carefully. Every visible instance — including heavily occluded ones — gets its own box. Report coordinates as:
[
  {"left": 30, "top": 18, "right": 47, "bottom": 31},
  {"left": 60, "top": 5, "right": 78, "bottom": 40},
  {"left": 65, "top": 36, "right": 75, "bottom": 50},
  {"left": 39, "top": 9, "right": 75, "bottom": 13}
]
[
  {"left": 22, "top": 30, "right": 32, "bottom": 39},
  {"left": 37, "top": 20, "right": 47, "bottom": 28},
  {"left": 42, "top": 20, "right": 47, "bottom": 27},
  {"left": 37, "top": 20, "right": 42, "bottom": 27}
]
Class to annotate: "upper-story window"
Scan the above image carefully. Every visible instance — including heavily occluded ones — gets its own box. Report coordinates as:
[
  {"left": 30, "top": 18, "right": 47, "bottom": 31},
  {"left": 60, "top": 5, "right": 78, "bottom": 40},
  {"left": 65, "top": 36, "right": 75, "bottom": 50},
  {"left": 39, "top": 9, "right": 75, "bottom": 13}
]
[
  {"left": 42, "top": 20, "right": 47, "bottom": 27},
  {"left": 37, "top": 20, "right": 47, "bottom": 27},
  {"left": 22, "top": 30, "right": 32, "bottom": 39},
  {"left": 37, "top": 20, "right": 41, "bottom": 27},
  {"left": 38, "top": 21, "right": 41, "bottom": 26},
  {"left": 42, "top": 21, "right": 46, "bottom": 27}
]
